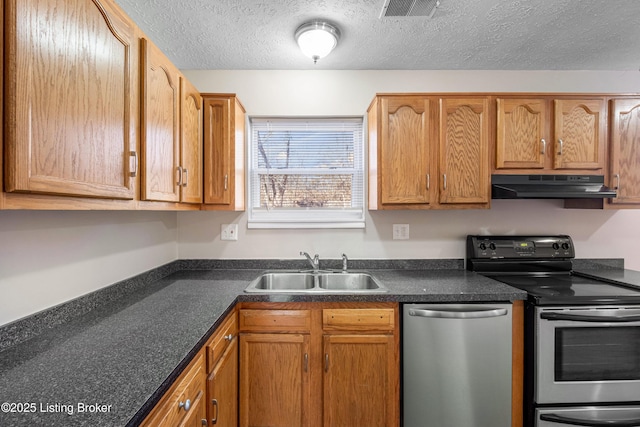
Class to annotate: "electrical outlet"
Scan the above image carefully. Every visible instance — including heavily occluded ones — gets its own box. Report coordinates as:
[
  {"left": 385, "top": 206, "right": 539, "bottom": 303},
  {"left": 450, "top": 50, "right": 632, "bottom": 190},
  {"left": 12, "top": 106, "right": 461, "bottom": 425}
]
[
  {"left": 393, "top": 224, "right": 410, "bottom": 240},
  {"left": 221, "top": 224, "right": 238, "bottom": 241}
]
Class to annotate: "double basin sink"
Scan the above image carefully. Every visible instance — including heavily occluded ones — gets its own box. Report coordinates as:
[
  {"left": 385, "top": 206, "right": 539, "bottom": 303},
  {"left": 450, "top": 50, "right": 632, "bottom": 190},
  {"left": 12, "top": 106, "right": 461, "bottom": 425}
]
[{"left": 244, "top": 270, "right": 388, "bottom": 294}]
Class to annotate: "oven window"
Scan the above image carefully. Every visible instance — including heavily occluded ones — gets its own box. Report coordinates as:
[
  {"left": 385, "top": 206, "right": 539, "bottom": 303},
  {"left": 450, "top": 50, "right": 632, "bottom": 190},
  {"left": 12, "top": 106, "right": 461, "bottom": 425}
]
[{"left": 555, "top": 327, "right": 640, "bottom": 381}]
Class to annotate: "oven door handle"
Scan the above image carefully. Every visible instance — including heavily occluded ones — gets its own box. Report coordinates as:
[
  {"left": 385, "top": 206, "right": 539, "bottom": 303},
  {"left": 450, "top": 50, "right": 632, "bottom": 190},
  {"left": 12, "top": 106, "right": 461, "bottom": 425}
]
[
  {"left": 540, "top": 413, "right": 640, "bottom": 426},
  {"left": 540, "top": 312, "right": 640, "bottom": 323}
]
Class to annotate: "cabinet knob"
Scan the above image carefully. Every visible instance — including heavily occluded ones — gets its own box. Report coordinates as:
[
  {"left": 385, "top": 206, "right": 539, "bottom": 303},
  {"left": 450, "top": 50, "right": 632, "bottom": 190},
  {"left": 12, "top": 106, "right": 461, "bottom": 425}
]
[
  {"left": 224, "top": 333, "right": 234, "bottom": 341},
  {"left": 179, "top": 399, "right": 191, "bottom": 412}
]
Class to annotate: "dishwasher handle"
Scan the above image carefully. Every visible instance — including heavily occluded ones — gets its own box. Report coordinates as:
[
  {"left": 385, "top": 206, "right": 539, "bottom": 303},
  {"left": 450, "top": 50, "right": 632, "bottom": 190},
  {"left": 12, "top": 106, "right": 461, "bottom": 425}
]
[
  {"left": 540, "top": 413, "right": 640, "bottom": 426},
  {"left": 408, "top": 307, "right": 508, "bottom": 319}
]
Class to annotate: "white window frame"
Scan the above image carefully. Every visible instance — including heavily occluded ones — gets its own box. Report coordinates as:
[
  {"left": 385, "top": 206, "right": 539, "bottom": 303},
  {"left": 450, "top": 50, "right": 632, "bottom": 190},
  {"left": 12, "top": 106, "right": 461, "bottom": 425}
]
[{"left": 247, "top": 116, "right": 366, "bottom": 229}]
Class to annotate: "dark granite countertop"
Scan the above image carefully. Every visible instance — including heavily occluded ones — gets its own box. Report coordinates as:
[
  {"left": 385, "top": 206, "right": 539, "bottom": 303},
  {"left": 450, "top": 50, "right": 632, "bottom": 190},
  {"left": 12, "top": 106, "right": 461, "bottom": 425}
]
[{"left": 0, "top": 266, "right": 526, "bottom": 427}]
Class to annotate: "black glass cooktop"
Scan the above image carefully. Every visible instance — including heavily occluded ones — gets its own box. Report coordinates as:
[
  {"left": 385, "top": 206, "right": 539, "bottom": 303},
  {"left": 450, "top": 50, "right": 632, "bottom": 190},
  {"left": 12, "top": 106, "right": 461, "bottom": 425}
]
[{"left": 486, "top": 273, "right": 640, "bottom": 305}]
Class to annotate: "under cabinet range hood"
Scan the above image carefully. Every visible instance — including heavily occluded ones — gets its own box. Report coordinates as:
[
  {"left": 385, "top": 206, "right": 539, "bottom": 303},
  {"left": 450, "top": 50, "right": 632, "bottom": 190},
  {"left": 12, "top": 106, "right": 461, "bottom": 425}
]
[{"left": 491, "top": 175, "right": 617, "bottom": 199}]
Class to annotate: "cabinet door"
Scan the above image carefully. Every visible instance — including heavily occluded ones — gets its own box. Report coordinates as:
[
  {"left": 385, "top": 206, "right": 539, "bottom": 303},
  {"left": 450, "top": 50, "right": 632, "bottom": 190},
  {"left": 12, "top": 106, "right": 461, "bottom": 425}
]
[
  {"left": 496, "top": 99, "right": 547, "bottom": 169},
  {"left": 610, "top": 99, "right": 640, "bottom": 205},
  {"left": 204, "top": 97, "right": 232, "bottom": 205},
  {"left": 239, "top": 333, "right": 310, "bottom": 427},
  {"left": 4, "top": 0, "right": 135, "bottom": 199},
  {"left": 439, "top": 98, "right": 490, "bottom": 205},
  {"left": 180, "top": 77, "right": 203, "bottom": 204},
  {"left": 379, "top": 97, "right": 431, "bottom": 205},
  {"left": 141, "top": 38, "right": 180, "bottom": 202},
  {"left": 323, "top": 334, "right": 398, "bottom": 427},
  {"left": 207, "top": 338, "right": 238, "bottom": 427},
  {"left": 553, "top": 99, "right": 605, "bottom": 170}
]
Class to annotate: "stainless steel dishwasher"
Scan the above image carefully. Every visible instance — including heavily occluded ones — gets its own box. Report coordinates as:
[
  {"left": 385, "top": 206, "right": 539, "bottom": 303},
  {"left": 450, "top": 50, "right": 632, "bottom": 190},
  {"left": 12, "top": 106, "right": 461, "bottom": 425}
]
[{"left": 403, "top": 303, "right": 512, "bottom": 427}]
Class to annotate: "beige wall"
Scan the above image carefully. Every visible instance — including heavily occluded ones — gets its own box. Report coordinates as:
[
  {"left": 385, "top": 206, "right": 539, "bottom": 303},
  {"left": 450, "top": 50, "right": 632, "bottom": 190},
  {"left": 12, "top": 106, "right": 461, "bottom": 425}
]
[
  {"left": 178, "top": 69, "right": 640, "bottom": 268},
  {"left": 0, "top": 211, "right": 178, "bottom": 326}
]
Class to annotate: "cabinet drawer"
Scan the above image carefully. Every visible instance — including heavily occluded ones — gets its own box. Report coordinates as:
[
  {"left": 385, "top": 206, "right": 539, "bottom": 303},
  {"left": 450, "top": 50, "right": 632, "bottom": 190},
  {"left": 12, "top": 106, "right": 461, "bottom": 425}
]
[
  {"left": 206, "top": 311, "right": 237, "bottom": 373},
  {"left": 323, "top": 309, "right": 395, "bottom": 332},
  {"left": 141, "top": 351, "right": 206, "bottom": 427},
  {"left": 239, "top": 309, "right": 311, "bottom": 333}
]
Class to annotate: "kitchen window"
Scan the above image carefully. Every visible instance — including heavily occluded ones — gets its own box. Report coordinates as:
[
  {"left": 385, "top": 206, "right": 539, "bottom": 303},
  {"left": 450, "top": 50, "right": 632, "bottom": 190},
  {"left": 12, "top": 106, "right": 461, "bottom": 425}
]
[{"left": 248, "top": 117, "right": 365, "bottom": 228}]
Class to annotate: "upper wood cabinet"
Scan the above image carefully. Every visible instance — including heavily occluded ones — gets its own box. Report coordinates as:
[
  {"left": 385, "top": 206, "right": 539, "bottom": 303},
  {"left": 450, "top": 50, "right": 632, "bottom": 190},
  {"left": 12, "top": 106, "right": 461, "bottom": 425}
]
[
  {"left": 140, "top": 37, "right": 181, "bottom": 203},
  {"left": 202, "top": 94, "right": 246, "bottom": 210},
  {"left": 609, "top": 98, "right": 640, "bottom": 206},
  {"left": 496, "top": 98, "right": 547, "bottom": 169},
  {"left": 495, "top": 97, "right": 606, "bottom": 173},
  {"left": 179, "top": 77, "right": 203, "bottom": 204},
  {"left": 438, "top": 97, "right": 490, "bottom": 205},
  {"left": 378, "top": 96, "right": 432, "bottom": 206},
  {"left": 4, "top": 0, "right": 137, "bottom": 199},
  {"left": 368, "top": 94, "right": 490, "bottom": 210}
]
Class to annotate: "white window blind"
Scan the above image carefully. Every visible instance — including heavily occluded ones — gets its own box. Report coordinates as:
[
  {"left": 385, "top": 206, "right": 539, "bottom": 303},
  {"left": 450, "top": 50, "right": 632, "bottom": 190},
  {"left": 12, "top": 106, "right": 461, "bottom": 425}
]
[{"left": 248, "top": 117, "right": 365, "bottom": 228}]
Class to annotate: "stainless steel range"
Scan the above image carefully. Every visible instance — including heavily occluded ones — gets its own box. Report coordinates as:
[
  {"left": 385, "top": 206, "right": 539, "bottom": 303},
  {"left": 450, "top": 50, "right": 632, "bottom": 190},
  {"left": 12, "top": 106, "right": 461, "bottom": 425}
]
[{"left": 466, "top": 235, "right": 640, "bottom": 427}]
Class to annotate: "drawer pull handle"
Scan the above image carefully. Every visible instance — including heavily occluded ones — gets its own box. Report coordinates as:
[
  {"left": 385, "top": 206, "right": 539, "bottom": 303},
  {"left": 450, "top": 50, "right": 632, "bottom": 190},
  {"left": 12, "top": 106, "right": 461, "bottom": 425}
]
[
  {"left": 179, "top": 399, "right": 191, "bottom": 412},
  {"left": 541, "top": 138, "right": 546, "bottom": 154},
  {"left": 224, "top": 334, "right": 233, "bottom": 341}
]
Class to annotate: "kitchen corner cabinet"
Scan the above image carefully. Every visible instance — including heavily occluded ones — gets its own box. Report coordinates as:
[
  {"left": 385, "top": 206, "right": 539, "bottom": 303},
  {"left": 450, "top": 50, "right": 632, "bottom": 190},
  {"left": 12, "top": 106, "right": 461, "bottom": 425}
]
[
  {"left": 368, "top": 95, "right": 489, "bottom": 210},
  {"left": 202, "top": 94, "right": 246, "bottom": 211},
  {"left": 140, "top": 37, "right": 181, "bottom": 202},
  {"left": 238, "top": 303, "right": 399, "bottom": 427},
  {"left": 205, "top": 310, "right": 238, "bottom": 427},
  {"left": 608, "top": 98, "right": 640, "bottom": 206},
  {"left": 4, "top": 0, "right": 137, "bottom": 200},
  {"left": 141, "top": 350, "right": 207, "bottom": 427},
  {"left": 495, "top": 97, "right": 606, "bottom": 173}
]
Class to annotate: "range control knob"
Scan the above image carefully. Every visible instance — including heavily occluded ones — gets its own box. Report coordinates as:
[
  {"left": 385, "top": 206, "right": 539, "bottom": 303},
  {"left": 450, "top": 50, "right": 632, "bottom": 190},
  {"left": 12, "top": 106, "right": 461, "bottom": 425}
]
[
  {"left": 552, "top": 243, "right": 560, "bottom": 250},
  {"left": 479, "top": 243, "right": 487, "bottom": 250},
  {"left": 489, "top": 243, "right": 497, "bottom": 250},
  {"left": 561, "top": 242, "right": 570, "bottom": 250}
]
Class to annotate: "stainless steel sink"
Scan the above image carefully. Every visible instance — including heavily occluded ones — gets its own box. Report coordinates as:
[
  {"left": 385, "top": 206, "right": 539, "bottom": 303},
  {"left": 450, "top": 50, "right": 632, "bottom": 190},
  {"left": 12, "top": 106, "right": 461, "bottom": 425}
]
[
  {"left": 249, "top": 272, "right": 315, "bottom": 291},
  {"left": 244, "top": 271, "right": 387, "bottom": 293}
]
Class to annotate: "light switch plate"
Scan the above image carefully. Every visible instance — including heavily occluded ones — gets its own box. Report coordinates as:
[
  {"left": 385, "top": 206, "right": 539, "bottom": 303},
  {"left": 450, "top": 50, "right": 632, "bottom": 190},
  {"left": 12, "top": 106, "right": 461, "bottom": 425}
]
[
  {"left": 221, "top": 224, "right": 238, "bottom": 241},
  {"left": 393, "top": 224, "right": 410, "bottom": 240}
]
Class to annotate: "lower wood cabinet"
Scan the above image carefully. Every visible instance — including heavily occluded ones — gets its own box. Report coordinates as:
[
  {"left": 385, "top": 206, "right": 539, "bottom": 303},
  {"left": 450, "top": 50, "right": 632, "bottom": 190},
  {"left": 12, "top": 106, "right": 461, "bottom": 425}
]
[
  {"left": 238, "top": 302, "right": 400, "bottom": 427},
  {"left": 205, "top": 309, "right": 238, "bottom": 427},
  {"left": 141, "top": 350, "right": 207, "bottom": 427}
]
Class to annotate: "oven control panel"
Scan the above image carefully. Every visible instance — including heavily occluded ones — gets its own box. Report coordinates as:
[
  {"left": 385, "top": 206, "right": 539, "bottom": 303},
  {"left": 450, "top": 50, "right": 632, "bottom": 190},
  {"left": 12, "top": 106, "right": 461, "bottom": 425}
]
[{"left": 466, "top": 235, "right": 574, "bottom": 259}]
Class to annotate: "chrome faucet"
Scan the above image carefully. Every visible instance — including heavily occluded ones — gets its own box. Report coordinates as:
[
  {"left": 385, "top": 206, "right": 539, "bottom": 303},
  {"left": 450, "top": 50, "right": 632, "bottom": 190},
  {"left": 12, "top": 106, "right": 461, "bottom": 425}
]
[
  {"left": 342, "top": 253, "right": 349, "bottom": 272},
  {"left": 300, "top": 251, "right": 320, "bottom": 272}
]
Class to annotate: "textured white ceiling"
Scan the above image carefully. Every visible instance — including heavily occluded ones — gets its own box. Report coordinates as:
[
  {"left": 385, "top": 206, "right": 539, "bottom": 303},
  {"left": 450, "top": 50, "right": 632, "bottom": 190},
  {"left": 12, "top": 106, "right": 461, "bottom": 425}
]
[{"left": 115, "top": 0, "right": 640, "bottom": 70}]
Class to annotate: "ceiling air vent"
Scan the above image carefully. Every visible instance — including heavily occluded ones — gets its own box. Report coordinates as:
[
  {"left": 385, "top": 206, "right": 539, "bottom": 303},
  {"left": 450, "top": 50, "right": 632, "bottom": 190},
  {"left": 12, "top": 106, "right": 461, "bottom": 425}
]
[{"left": 379, "top": 0, "right": 441, "bottom": 18}]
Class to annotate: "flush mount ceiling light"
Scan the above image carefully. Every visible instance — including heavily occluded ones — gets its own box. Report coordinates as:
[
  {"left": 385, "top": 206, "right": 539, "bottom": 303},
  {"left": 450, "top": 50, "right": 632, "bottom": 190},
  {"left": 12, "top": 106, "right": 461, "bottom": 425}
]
[{"left": 295, "top": 20, "right": 341, "bottom": 64}]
